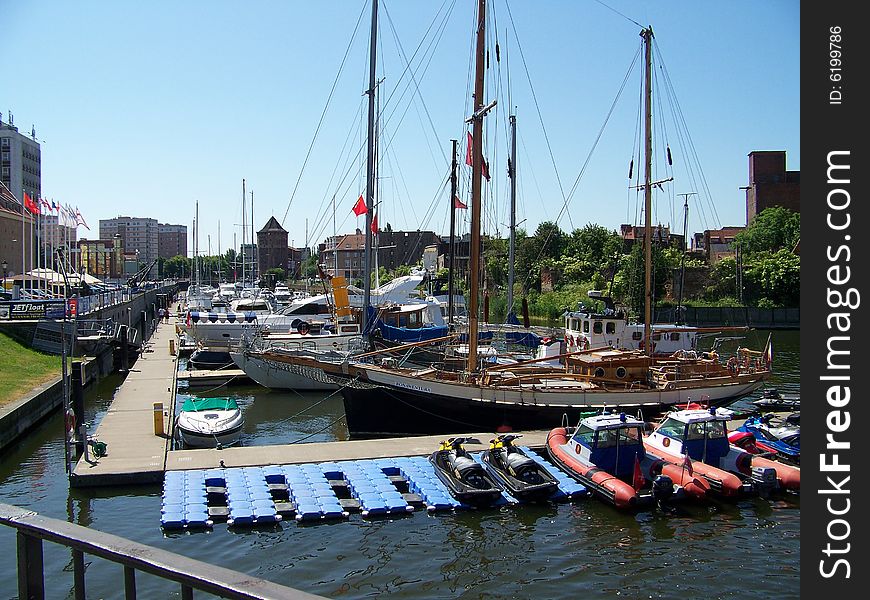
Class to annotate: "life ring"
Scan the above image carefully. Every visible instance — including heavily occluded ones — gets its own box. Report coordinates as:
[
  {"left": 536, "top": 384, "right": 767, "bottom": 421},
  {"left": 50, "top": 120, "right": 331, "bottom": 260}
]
[
  {"left": 574, "top": 443, "right": 582, "bottom": 455},
  {"left": 297, "top": 321, "right": 311, "bottom": 335},
  {"left": 663, "top": 437, "right": 670, "bottom": 447},
  {"left": 65, "top": 409, "right": 76, "bottom": 435}
]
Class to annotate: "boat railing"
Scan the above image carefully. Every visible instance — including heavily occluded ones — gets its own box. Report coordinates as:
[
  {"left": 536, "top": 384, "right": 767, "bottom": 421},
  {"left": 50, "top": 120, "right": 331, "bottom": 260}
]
[{"left": 0, "top": 501, "right": 322, "bottom": 600}]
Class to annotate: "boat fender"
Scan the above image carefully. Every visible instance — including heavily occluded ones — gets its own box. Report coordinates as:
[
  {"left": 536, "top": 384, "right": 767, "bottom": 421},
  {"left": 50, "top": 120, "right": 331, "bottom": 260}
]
[
  {"left": 65, "top": 409, "right": 76, "bottom": 435},
  {"left": 297, "top": 321, "right": 311, "bottom": 335},
  {"left": 727, "top": 357, "right": 739, "bottom": 376}
]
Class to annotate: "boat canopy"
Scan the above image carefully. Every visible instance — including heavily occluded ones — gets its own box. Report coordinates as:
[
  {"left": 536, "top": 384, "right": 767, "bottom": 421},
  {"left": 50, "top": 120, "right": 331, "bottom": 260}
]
[{"left": 181, "top": 397, "right": 240, "bottom": 412}]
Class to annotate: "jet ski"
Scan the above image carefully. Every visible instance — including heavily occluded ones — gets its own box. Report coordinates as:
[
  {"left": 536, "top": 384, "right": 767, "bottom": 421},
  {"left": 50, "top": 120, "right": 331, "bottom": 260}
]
[
  {"left": 480, "top": 434, "right": 558, "bottom": 502},
  {"left": 429, "top": 438, "right": 504, "bottom": 507}
]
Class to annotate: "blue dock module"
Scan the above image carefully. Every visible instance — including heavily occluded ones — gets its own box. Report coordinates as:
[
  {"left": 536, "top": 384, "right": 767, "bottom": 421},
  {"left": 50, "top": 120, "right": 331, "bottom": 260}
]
[
  {"left": 223, "top": 466, "right": 282, "bottom": 526},
  {"left": 521, "top": 447, "right": 590, "bottom": 500},
  {"left": 335, "top": 460, "right": 415, "bottom": 517},
  {"left": 282, "top": 464, "right": 348, "bottom": 522},
  {"left": 394, "top": 456, "right": 463, "bottom": 512},
  {"left": 161, "top": 470, "right": 213, "bottom": 530}
]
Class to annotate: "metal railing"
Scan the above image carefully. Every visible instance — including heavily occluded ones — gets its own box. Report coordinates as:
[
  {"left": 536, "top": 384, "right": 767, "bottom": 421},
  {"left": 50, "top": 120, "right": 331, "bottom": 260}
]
[{"left": 1, "top": 502, "right": 323, "bottom": 600}]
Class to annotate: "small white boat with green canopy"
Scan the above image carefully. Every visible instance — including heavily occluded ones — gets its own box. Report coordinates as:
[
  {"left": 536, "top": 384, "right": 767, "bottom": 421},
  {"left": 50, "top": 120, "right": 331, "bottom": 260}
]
[{"left": 176, "top": 397, "right": 244, "bottom": 449}]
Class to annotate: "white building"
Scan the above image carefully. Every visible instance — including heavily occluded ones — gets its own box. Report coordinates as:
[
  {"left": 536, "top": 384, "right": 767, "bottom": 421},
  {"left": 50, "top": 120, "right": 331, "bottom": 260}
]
[{"left": 99, "top": 216, "right": 159, "bottom": 266}]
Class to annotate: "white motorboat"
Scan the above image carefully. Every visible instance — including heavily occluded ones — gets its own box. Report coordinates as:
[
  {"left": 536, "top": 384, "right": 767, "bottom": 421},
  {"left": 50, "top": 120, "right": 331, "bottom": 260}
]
[{"left": 176, "top": 397, "right": 244, "bottom": 449}]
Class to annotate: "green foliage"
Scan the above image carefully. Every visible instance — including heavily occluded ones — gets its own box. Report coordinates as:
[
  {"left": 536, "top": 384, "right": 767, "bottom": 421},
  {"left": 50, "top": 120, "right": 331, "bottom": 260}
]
[
  {"left": 162, "top": 255, "right": 191, "bottom": 278},
  {"left": 735, "top": 207, "right": 800, "bottom": 254},
  {"left": 264, "top": 267, "right": 286, "bottom": 282},
  {"left": 742, "top": 249, "right": 800, "bottom": 306}
]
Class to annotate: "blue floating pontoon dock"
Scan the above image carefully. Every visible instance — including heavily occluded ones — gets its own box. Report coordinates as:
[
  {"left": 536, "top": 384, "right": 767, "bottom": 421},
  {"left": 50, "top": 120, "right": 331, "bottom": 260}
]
[{"left": 161, "top": 449, "right": 588, "bottom": 530}]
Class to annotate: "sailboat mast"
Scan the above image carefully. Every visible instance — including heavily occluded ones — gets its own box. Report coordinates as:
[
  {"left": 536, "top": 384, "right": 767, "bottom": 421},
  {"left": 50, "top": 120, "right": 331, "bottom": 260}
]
[
  {"left": 241, "top": 178, "right": 247, "bottom": 286},
  {"left": 362, "top": 0, "right": 378, "bottom": 333},
  {"left": 467, "top": 0, "right": 487, "bottom": 373},
  {"left": 642, "top": 27, "right": 653, "bottom": 356},
  {"left": 676, "top": 192, "right": 695, "bottom": 325},
  {"left": 507, "top": 113, "right": 517, "bottom": 318},
  {"left": 251, "top": 189, "right": 255, "bottom": 284},
  {"left": 448, "top": 138, "right": 458, "bottom": 325}
]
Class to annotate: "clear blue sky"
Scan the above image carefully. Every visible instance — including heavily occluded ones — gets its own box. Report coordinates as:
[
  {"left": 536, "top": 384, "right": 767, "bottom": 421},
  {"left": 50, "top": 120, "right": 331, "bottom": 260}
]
[{"left": 2, "top": 0, "right": 798, "bottom": 258}]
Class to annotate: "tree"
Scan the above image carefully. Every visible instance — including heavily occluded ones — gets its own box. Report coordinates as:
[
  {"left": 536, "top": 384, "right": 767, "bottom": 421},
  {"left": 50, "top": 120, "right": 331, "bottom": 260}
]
[
  {"left": 162, "top": 255, "right": 191, "bottom": 278},
  {"left": 743, "top": 249, "right": 800, "bottom": 306},
  {"left": 735, "top": 207, "right": 800, "bottom": 254}
]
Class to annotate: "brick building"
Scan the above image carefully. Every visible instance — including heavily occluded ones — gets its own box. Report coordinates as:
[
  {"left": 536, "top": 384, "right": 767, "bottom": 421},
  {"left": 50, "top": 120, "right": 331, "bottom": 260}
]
[{"left": 744, "top": 151, "right": 800, "bottom": 224}]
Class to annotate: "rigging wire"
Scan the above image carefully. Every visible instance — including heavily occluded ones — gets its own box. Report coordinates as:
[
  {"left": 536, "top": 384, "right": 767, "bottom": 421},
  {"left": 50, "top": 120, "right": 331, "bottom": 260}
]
[
  {"left": 589, "top": 0, "right": 645, "bottom": 29},
  {"left": 280, "top": 0, "right": 369, "bottom": 227}
]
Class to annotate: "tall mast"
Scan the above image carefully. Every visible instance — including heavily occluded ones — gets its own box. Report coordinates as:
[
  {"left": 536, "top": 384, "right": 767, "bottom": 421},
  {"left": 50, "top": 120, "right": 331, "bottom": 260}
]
[
  {"left": 642, "top": 27, "right": 653, "bottom": 356},
  {"left": 241, "top": 178, "right": 246, "bottom": 286},
  {"left": 676, "top": 191, "right": 695, "bottom": 325},
  {"left": 250, "top": 189, "right": 255, "bottom": 283},
  {"left": 448, "top": 138, "right": 458, "bottom": 325},
  {"left": 467, "top": 0, "right": 488, "bottom": 373},
  {"left": 507, "top": 113, "right": 517, "bottom": 320},
  {"left": 362, "top": 0, "right": 378, "bottom": 332}
]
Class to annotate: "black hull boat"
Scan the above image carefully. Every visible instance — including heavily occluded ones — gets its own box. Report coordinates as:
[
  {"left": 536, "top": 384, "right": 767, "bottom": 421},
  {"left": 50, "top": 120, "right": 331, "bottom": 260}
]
[
  {"left": 480, "top": 434, "right": 558, "bottom": 502},
  {"left": 429, "top": 438, "right": 503, "bottom": 507},
  {"left": 188, "top": 349, "right": 234, "bottom": 370},
  {"left": 340, "top": 385, "right": 600, "bottom": 438}
]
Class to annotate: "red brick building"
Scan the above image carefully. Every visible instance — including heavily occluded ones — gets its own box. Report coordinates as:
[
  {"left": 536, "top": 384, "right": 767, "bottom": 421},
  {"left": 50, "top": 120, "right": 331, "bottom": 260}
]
[{"left": 744, "top": 151, "right": 800, "bottom": 224}]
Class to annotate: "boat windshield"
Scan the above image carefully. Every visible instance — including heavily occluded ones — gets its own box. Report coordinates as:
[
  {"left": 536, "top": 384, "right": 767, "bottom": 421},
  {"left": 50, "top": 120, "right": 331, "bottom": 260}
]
[
  {"left": 572, "top": 424, "right": 596, "bottom": 447},
  {"left": 596, "top": 426, "right": 642, "bottom": 449},
  {"left": 656, "top": 417, "right": 686, "bottom": 440},
  {"left": 686, "top": 420, "right": 726, "bottom": 440}
]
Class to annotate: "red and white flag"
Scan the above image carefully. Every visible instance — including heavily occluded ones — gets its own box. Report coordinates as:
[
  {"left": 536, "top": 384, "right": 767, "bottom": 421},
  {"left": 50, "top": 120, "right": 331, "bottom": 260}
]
[
  {"left": 453, "top": 195, "right": 468, "bottom": 210},
  {"left": 370, "top": 213, "right": 378, "bottom": 234},
  {"left": 465, "top": 132, "right": 490, "bottom": 181},
  {"left": 682, "top": 453, "right": 693, "bottom": 477},
  {"left": 23, "top": 192, "right": 40, "bottom": 214},
  {"left": 632, "top": 454, "right": 646, "bottom": 491},
  {"left": 351, "top": 194, "right": 367, "bottom": 216}
]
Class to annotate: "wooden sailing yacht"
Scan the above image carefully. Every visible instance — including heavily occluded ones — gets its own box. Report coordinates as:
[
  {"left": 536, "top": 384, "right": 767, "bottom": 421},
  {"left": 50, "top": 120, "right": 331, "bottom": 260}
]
[{"left": 245, "top": 15, "right": 771, "bottom": 437}]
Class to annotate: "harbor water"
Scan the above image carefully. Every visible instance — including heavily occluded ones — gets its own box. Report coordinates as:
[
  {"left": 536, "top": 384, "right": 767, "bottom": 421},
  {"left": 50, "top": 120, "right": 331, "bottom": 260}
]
[{"left": 0, "top": 330, "right": 799, "bottom": 599}]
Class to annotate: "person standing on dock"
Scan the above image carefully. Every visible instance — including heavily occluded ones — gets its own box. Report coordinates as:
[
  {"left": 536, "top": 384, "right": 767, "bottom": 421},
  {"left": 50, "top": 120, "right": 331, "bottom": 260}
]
[{"left": 158, "top": 307, "right": 165, "bottom": 326}]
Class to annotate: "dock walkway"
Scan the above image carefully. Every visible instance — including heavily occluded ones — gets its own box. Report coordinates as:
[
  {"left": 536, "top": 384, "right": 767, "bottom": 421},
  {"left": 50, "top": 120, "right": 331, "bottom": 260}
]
[{"left": 72, "top": 313, "right": 177, "bottom": 486}]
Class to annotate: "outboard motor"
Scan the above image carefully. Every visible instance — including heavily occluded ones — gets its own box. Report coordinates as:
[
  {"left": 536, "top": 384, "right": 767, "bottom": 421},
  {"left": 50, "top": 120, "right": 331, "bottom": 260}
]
[
  {"left": 651, "top": 474, "right": 675, "bottom": 503},
  {"left": 751, "top": 466, "right": 778, "bottom": 495}
]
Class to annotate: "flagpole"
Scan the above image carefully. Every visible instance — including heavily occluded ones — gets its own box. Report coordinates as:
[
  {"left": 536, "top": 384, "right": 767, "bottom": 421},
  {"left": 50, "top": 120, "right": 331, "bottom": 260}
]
[{"left": 21, "top": 189, "right": 26, "bottom": 292}]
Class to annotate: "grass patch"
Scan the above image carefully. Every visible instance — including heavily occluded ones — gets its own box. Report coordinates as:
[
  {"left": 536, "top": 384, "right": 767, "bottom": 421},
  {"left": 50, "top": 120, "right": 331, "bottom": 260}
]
[{"left": 0, "top": 332, "right": 62, "bottom": 408}]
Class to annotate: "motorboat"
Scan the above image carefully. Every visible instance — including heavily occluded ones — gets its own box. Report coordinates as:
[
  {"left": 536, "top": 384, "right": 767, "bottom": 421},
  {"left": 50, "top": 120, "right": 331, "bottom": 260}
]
[
  {"left": 429, "top": 438, "right": 504, "bottom": 507},
  {"left": 731, "top": 412, "right": 800, "bottom": 465},
  {"left": 188, "top": 349, "right": 234, "bottom": 370},
  {"left": 752, "top": 388, "right": 800, "bottom": 412},
  {"left": 480, "top": 434, "right": 558, "bottom": 502},
  {"left": 176, "top": 397, "right": 244, "bottom": 449},
  {"left": 546, "top": 412, "right": 709, "bottom": 509},
  {"left": 644, "top": 406, "right": 799, "bottom": 494},
  {"left": 562, "top": 291, "right": 746, "bottom": 356}
]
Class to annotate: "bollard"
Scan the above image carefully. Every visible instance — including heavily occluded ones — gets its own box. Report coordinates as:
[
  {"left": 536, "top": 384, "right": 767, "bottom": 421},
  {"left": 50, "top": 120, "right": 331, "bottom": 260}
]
[
  {"left": 169, "top": 338, "right": 176, "bottom": 355},
  {"left": 153, "top": 402, "right": 165, "bottom": 436}
]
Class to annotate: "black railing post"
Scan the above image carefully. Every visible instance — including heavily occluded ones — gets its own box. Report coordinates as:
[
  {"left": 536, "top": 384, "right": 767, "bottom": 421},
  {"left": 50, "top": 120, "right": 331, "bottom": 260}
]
[
  {"left": 17, "top": 531, "right": 44, "bottom": 600},
  {"left": 124, "top": 565, "right": 136, "bottom": 599},
  {"left": 73, "top": 549, "right": 86, "bottom": 600}
]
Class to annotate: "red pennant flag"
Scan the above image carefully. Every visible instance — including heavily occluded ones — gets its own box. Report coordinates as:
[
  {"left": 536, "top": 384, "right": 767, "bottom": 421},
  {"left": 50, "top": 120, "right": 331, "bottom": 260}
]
[
  {"left": 352, "top": 194, "right": 367, "bottom": 216},
  {"left": 453, "top": 196, "right": 468, "bottom": 210},
  {"left": 370, "top": 213, "right": 378, "bottom": 234},
  {"left": 682, "top": 453, "right": 693, "bottom": 477},
  {"left": 465, "top": 132, "right": 490, "bottom": 181},
  {"left": 632, "top": 454, "right": 646, "bottom": 491},
  {"left": 465, "top": 132, "right": 474, "bottom": 167},
  {"left": 23, "top": 192, "right": 40, "bottom": 214}
]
